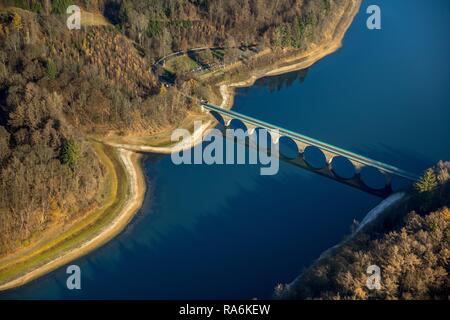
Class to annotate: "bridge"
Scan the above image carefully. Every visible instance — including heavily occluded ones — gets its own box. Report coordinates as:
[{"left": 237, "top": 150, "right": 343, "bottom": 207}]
[
  {"left": 151, "top": 45, "right": 258, "bottom": 74},
  {"left": 198, "top": 101, "right": 420, "bottom": 198}
]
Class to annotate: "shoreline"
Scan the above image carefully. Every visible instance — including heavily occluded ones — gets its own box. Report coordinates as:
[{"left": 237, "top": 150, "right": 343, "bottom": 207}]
[
  {"left": 107, "top": 0, "right": 361, "bottom": 155},
  {"left": 277, "top": 191, "right": 410, "bottom": 299},
  {"left": 0, "top": 148, "right": 146, "bottom": 292},
  {"left": 0, "top": 0, "right": 361, "bottom": 292}
]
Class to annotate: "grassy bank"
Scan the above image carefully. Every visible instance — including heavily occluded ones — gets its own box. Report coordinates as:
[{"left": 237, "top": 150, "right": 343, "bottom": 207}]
[
  {"left": 0, "top": 0, "right": 360, "bottom": 291},
  {"left": 0, "top": 142, "right": 142, "bottom": 290}
]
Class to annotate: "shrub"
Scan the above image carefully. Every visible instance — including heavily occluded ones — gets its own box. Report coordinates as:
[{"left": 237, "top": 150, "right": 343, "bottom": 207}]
[
  {"left": 52, "top": 0, "right": 73, "bottom": 15},
  {"left": 414, "top": 169, "right": 439, "bottom": 211},
  {"left": 61, "top": 140, "right": 80, "bottom": 169},
  {"left": 46, "top": 59, "right": 57, "bottom": 80}
]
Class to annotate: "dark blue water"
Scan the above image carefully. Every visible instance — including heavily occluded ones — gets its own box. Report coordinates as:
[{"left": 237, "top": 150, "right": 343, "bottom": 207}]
[{"left": 2, "top": 0, "right": 449, "bottom": 299}]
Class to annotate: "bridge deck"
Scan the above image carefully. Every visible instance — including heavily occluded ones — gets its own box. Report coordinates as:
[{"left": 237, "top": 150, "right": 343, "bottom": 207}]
[{"left": 202, "top": 102, "right": 420, "bottom": 181}]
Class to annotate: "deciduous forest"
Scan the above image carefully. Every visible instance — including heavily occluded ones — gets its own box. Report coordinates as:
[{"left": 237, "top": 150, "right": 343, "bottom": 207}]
[
  {"left": 275, "top": 162, "right": 450, "bottom": 300},
  {"left": 0, "top": 0, "right": 447, "bottom": 300},
  {"left": 0, "top": 0, "right": 337, "bottom": 258}
]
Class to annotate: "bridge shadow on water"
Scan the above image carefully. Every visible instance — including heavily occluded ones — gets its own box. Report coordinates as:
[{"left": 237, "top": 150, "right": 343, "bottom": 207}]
[
  {"left": 1, "top": 130, "right": 386, "bottom": 300},
  {"left": 107, "top": 156, "right": 378, "bottom": 299},
  {"left": 204, "top": 124, "right": 412, "bottom": 197},
  {"left": 204, "top": 97, "right": 428, "bottom": 195},
  {"left": 21, "top": 161, "right": 376, "bottom": 300},
  {"left": 348, "top": 142, "right": 435, "bottom": 189}
]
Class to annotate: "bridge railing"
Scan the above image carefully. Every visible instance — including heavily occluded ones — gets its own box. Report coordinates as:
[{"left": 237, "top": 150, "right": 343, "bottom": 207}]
[{"left": 201, "top": 102, "right": 420, "bottom": 181}]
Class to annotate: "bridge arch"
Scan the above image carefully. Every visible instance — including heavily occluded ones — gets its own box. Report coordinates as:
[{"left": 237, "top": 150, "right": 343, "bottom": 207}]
[
  {"left": 198, "top": 102, "right": 419, "bottom": 197},
  {"left": 227, "top": 118, "right": 248, "bottom": 134},
  {"left": 303, "top": 146, "right": 327, "bottom": 170},
  {"left": 329, "top": 156, "right": 356, "bottom": 180},
  {"left": 209, "top": 110, "right": 225, "bottom": 127},
  {"left": 278, "top": 136, "right": 299, "bottom": 160},
  {"left": 360, "top": 166, "right": 387, "bottom": 190}
]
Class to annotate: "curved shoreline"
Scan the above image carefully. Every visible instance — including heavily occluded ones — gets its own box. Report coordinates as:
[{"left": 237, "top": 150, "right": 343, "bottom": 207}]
[
  {"left": 0, "top": 148, "right": 146, "bottom": 292},
  {"left": 0, "top": 0, "right": 361, "bottom": 292},
  {"left": 276, "top": 191, "right": 410, "bottom": 299},
  {"left": 108, "top": 0, "right": 361, "bottom": 155}
]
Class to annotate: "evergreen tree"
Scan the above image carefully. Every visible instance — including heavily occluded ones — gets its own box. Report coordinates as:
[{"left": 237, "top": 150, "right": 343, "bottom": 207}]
[
  {"left": 46, "top": 59, "right": 57, "bottom": 80},
  {"left": 414, "top": 169, "right": 439, "bottom": 211},
  {"left": 61, "top": 140, "right": 80, "bottom": 170},
  {"left": 415, "top": 169, "right": 438, "bottom": 193}
]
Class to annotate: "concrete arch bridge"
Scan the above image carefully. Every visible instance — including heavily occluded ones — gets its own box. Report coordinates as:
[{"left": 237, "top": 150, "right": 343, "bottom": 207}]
[{"left": 199, "top": 102, "right": 420, "bottom": 198}]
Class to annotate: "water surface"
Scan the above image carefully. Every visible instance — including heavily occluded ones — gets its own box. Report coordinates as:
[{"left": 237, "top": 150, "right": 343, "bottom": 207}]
[{"left": 2, "top": 0, "right": 449, "bottom": 299}]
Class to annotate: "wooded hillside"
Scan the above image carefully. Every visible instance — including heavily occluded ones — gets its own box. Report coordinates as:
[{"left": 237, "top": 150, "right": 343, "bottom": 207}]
[
  {"left": 0, "top": 0, "right": 353, "bottom": 256},
  {"left": 275, "top": 162, "right": 450, "bottom": 300}
]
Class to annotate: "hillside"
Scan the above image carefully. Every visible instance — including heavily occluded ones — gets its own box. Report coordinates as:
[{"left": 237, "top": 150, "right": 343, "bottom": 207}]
[
  {"left": 0, "top": 6, "right": 164, "bottom": 255},
  {"left": 0, "top": 0, "right": 358, "bottom": 268},
  {"left": 275, "top": 162, "right": 450, "bottom": 300},
  {"left": 0, "top": 0, "right": 447, "bottom": 301}
]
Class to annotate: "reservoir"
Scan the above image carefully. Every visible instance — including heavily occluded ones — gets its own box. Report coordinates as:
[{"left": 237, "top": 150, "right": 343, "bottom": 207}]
[{"left": 2, "top": 0, "right": 449, "bottom": 299}]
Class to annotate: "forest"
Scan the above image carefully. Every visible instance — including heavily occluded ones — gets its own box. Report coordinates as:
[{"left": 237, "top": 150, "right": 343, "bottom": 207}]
[
  {"left": 0, "top": 1, "right": 447, "bottom": 301},
  {"left": 2, "top": 0, "right": 339, "bottom": 59},
  {"left": 0, "top": 0, "right": 344, "bottom": 257},
  {"left": 275, "top": 162, "right": 450, "bottom": 300}
]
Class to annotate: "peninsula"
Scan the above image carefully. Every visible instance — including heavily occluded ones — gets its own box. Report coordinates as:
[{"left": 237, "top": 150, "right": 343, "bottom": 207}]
[{"left": 0, "top": 0, "right": 362, "bottom": 290}]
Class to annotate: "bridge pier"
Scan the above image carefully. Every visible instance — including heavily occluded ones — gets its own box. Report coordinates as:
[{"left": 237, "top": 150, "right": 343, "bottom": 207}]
[
  {"left": 322, "top": 151, "right": 336, "bottom": 165},
  {"left": 198, "top": 102, "right": 418, "bottom": 197},
  {"left": 224, "top": 117, "right": 233, "bottom": 127},
  {"left": 383, "top": 172, "right": 393, "bottom": 187},
  {"left": 284, "top": 155, "right": 391, "bottom": 197},
  {"left": 294, "top": 141, "right": 307, "bottom": 154},
  {"left": 269, "top": 130, "right": 281, "bottom": 144}
]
